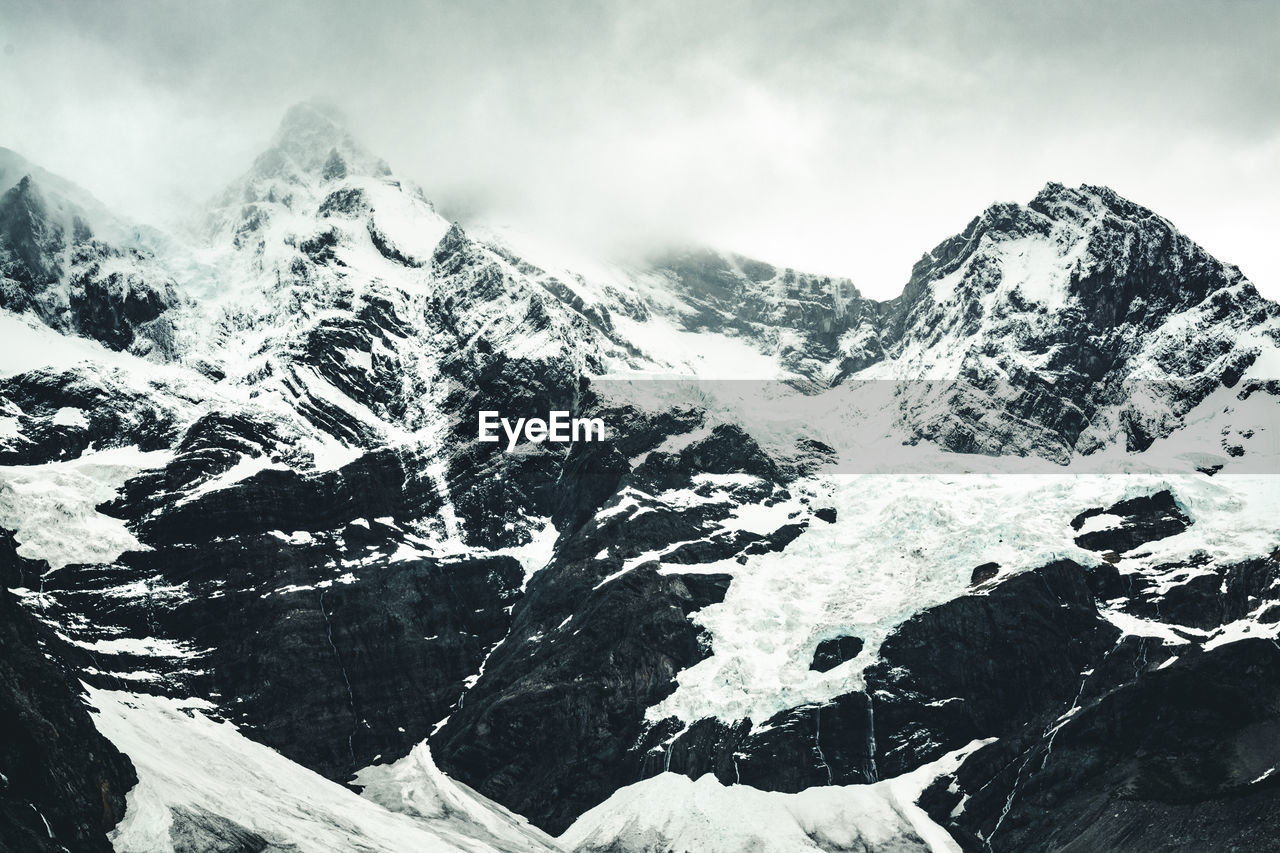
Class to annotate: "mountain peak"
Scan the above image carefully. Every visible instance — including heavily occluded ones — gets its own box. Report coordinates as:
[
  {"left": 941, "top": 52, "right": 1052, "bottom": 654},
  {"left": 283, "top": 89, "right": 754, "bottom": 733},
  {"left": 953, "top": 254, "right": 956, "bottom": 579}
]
[
  {"left": 8, "top": 173, "right": 38, "bottom": 202},
  {"left": 1027, "top": 181, "right": 1168, "bottom": 231},
  {"left": 272, "top": 101, "right": 348, "bottom": 149},
  {"left": 1031, "top": 180, "right": 1116, "bottom": 205},
  {"left": 880, "top": 180, "right": 1264, "bottom": 376},
  {"left": 253, "top": 100, "right": 390, "bottom": 184}
]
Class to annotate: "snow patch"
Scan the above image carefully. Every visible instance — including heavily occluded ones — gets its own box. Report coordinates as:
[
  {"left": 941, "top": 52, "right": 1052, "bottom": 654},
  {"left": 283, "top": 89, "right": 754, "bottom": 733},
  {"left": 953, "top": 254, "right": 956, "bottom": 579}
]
[
  {"left": 0, "top": 447, "right": 168, "bottom": 571},
  {"left": 352, "top": 742, "right": 560, "bottom": 853},
  {"left": 90, "top": 687, "right": 558, "bottom": 853},
  {"left": 561, "top": 739, "right": 991, "bottom": 853},
  {"left": 51, "top": 406, "right": 90, "bottom": 428},
  {"left": 650, "top": 471, "right": 1280, "bottom": 724}
]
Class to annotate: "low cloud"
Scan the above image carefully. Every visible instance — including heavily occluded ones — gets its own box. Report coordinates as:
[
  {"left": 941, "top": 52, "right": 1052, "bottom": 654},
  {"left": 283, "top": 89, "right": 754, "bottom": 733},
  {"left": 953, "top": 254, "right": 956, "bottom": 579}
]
[{"left": 2, "top": 0, "right": 1276, "bottom": 298}]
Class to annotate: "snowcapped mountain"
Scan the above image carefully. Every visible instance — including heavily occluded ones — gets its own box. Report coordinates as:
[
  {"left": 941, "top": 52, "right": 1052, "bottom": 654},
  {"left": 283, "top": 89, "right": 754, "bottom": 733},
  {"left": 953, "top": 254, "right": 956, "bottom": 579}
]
[
  {"left": 0, "top": 149, "right": 180, "bottom": 359},
  {"left": 861, "top": 182, "right": 1279, "bottom": 460},
  {"left": 1, "top": 103, "right": 1278, "bottom": 852}
]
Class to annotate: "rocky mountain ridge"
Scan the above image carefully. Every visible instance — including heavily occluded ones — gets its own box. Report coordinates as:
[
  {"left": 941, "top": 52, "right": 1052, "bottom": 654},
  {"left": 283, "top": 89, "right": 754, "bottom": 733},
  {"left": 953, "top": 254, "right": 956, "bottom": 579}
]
[{"left": 1, "top": 103, "right": 1278, "bottom": 852}]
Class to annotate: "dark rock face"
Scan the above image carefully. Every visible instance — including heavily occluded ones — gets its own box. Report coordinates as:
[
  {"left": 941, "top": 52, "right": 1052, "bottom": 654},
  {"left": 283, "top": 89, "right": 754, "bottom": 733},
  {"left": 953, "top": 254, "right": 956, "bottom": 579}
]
[
  {"left": 970, "top": 561, "right": 1000, "bottom": 585},
  {"left": 809, "top": 635, "right": 864, "bottom": 672},
  {"left": 897, "top": 535, "right": 1280, "bottom": 851},
  {"left": 1070, "top": 489, "right": 1191, "bottom": 554},
  {"left": 866, "top": 560, "right": 1120, "bottom": 778},
  {"left": 0, "top": 367, "right": 182, "bottom": 465},
  {"left": 43, "top": 515, "right": 526, "bottom": 784},
  {"left": 0, "top": 176, "right": 66, "bottom": 295},
  {"left": 67, "top": 251, "right": 178, "bottom": 353},
  {"left": 923, "top": 640, "right": 1280, "bottom": 852},
  {"left": 432, "top": 564, "right": 733, "bottom": 834},
  {"left": 733, "top": 693, "right": 878, "bottom": 791},
  {"left": 119, "top": 446, "right": 445, "bottom": 544},
  {"left": 0, "top": 583, "right": 137, "bottom": 853},
  {"left": 0, "top": 175, "right": 180, "bottom": 356}
]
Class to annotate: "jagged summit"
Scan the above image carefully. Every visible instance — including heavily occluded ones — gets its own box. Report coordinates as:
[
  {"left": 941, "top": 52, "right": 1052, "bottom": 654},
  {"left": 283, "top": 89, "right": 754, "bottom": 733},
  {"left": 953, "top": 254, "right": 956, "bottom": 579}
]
[
  {"left": 0, "top": 169, "right": 179, "bottom": 356},
  {"left": 212, "top": 101, "right": 391, "bottom": 207},
  {"left": 274, "top": 100, "right": 348, "bottom": 141},
  {"left": 895, "top": 181, "right": 1253, "bottom": 319},
  {"left": 266, "top": 100, "right": 390, "bottom": 180},
  {"left": 886, "top": 180, "right": 1254, "bottom": 354},
  {"left": 0, "top": 148, "right": 139, "bottom": 248},
  {"left": 1032, "top": 179, "right": 1116, "bottom": 208},
  {"left": 0, "top": 176, "right": 60, "bottom": 293},
  {"left": 854, "top": 180, "right": 1280, "bottom": 456},
  {"left": 202, "top": 101, "right": 403, "bottom": 251},
  {"left": 1028, "top": 181, "right": 1184, "bottom": 236},
  {"left": 0, "top": 175, "right": 76, "bottom": 285}
]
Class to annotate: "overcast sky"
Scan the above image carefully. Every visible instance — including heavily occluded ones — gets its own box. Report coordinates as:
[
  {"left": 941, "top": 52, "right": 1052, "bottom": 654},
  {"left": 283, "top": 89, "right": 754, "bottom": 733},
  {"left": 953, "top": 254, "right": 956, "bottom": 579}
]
[{"left": 2, "top": 0, "right": 1277, "bottom": 299}]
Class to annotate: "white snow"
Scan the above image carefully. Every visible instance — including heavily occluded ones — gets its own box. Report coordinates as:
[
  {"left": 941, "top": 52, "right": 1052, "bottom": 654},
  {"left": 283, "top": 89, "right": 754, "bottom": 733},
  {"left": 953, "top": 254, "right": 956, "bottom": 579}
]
[
  {"left": 270, "top": 529, "right": 316, "bottom": 545},
  {"left": 1102, "top": 609, "right": 1197, "bottom": 646},
  {"left": 0, "top": 446, "right": 168, "bottom": 572},
  {"left": 1203, "top": 617, "right": 1280, "bottom": 651},
  {"left": 178, "top": 454, "right": 285, "bottom": 504},
  {"left": 498, "top": 516, "right": 559, "bottom": 587},
  {"left": 997, "top": 235, "right": 1080, "bottom": 311},
  {"left": 90, "top": 687, "right": 560, "bottom": 853},
  {"left": 607, "top": 313, "right": 788, "bottom": 380},
  {"left": 595, "top": 490, "right": 649, "bottom": 521},
  {"left": 1075, "top": 512, "right": 1123, "bottom": 536},
  {"left": 649, "top": 469, "right": 1280, "bottom": 725},
  {"left": 358, "top": 178, "right": 453, "bottom": 263},
  {"left": 0, "top": 313, "right": 134, "bottom": 377},
  {"left": 68, "top": 636, "right": 206, "bottom": 659},
  {"left": 352, "top": 742, "right": 561, "bottom": 853},
  {"left": 561, "top": 740, "right": 991, "bottom": 853},
  {"left": 51, "top": 406, "right": 90, "bottom": 428}
]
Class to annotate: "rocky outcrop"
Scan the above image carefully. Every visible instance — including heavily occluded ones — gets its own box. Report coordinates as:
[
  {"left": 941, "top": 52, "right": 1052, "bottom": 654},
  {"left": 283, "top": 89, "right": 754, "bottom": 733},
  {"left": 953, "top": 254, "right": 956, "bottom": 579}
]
[
  {"left": 808, "top": 635, "right": 863, "bottom": 672},
  {"left": 43, "top": 492, "right": 529, "bottom": 785},
  {"left": 865, "top": 560, "right": 1121, "bottom": 777},
  {"left": 432, "top": 561, "right": 734, "bottom": 833},
  {"left": 430, "top": 423, "right": 802, "bottom": 832},
  {"left": 652, "top": 248, "right": 883, "bottom": 379},
  {"left": 1070, "top": 489, "right": 1191, "bottom": 554},
  {"left": 0, "top": 582, "right": 136, "bottom": 853},
  {"left": 0, "top": 175, "right": 180, "bottom": 356},
  {"left": 0, "top": 367, "right": 181, "bottom": 465},
  {"left": 924, "top": 639, "right": 1280, "bottom": 852}
]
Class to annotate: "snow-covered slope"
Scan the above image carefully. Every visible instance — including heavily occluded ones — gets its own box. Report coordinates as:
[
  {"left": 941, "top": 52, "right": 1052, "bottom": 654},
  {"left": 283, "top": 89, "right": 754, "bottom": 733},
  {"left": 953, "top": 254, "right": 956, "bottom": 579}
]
[
  {"left": 561, "top": 741, "right": 989, "bottom": 853},
  {"left": 91, "top": 687, "right": 561, "bottom": 853}
]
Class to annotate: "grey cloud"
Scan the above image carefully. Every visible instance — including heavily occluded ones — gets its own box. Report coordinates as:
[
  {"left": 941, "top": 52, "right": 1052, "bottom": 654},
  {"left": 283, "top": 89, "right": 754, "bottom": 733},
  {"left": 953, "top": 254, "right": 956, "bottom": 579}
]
[{"left": 1, "top": 0, "right": 1276, "bottom": 298}]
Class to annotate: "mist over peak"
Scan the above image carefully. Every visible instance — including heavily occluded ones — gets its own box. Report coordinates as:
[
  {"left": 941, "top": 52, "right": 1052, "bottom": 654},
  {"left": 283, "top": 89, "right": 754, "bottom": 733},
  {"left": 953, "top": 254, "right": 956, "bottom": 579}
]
[{"left": 1, "top": 0, "right": 1276, "bottom": 299}]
